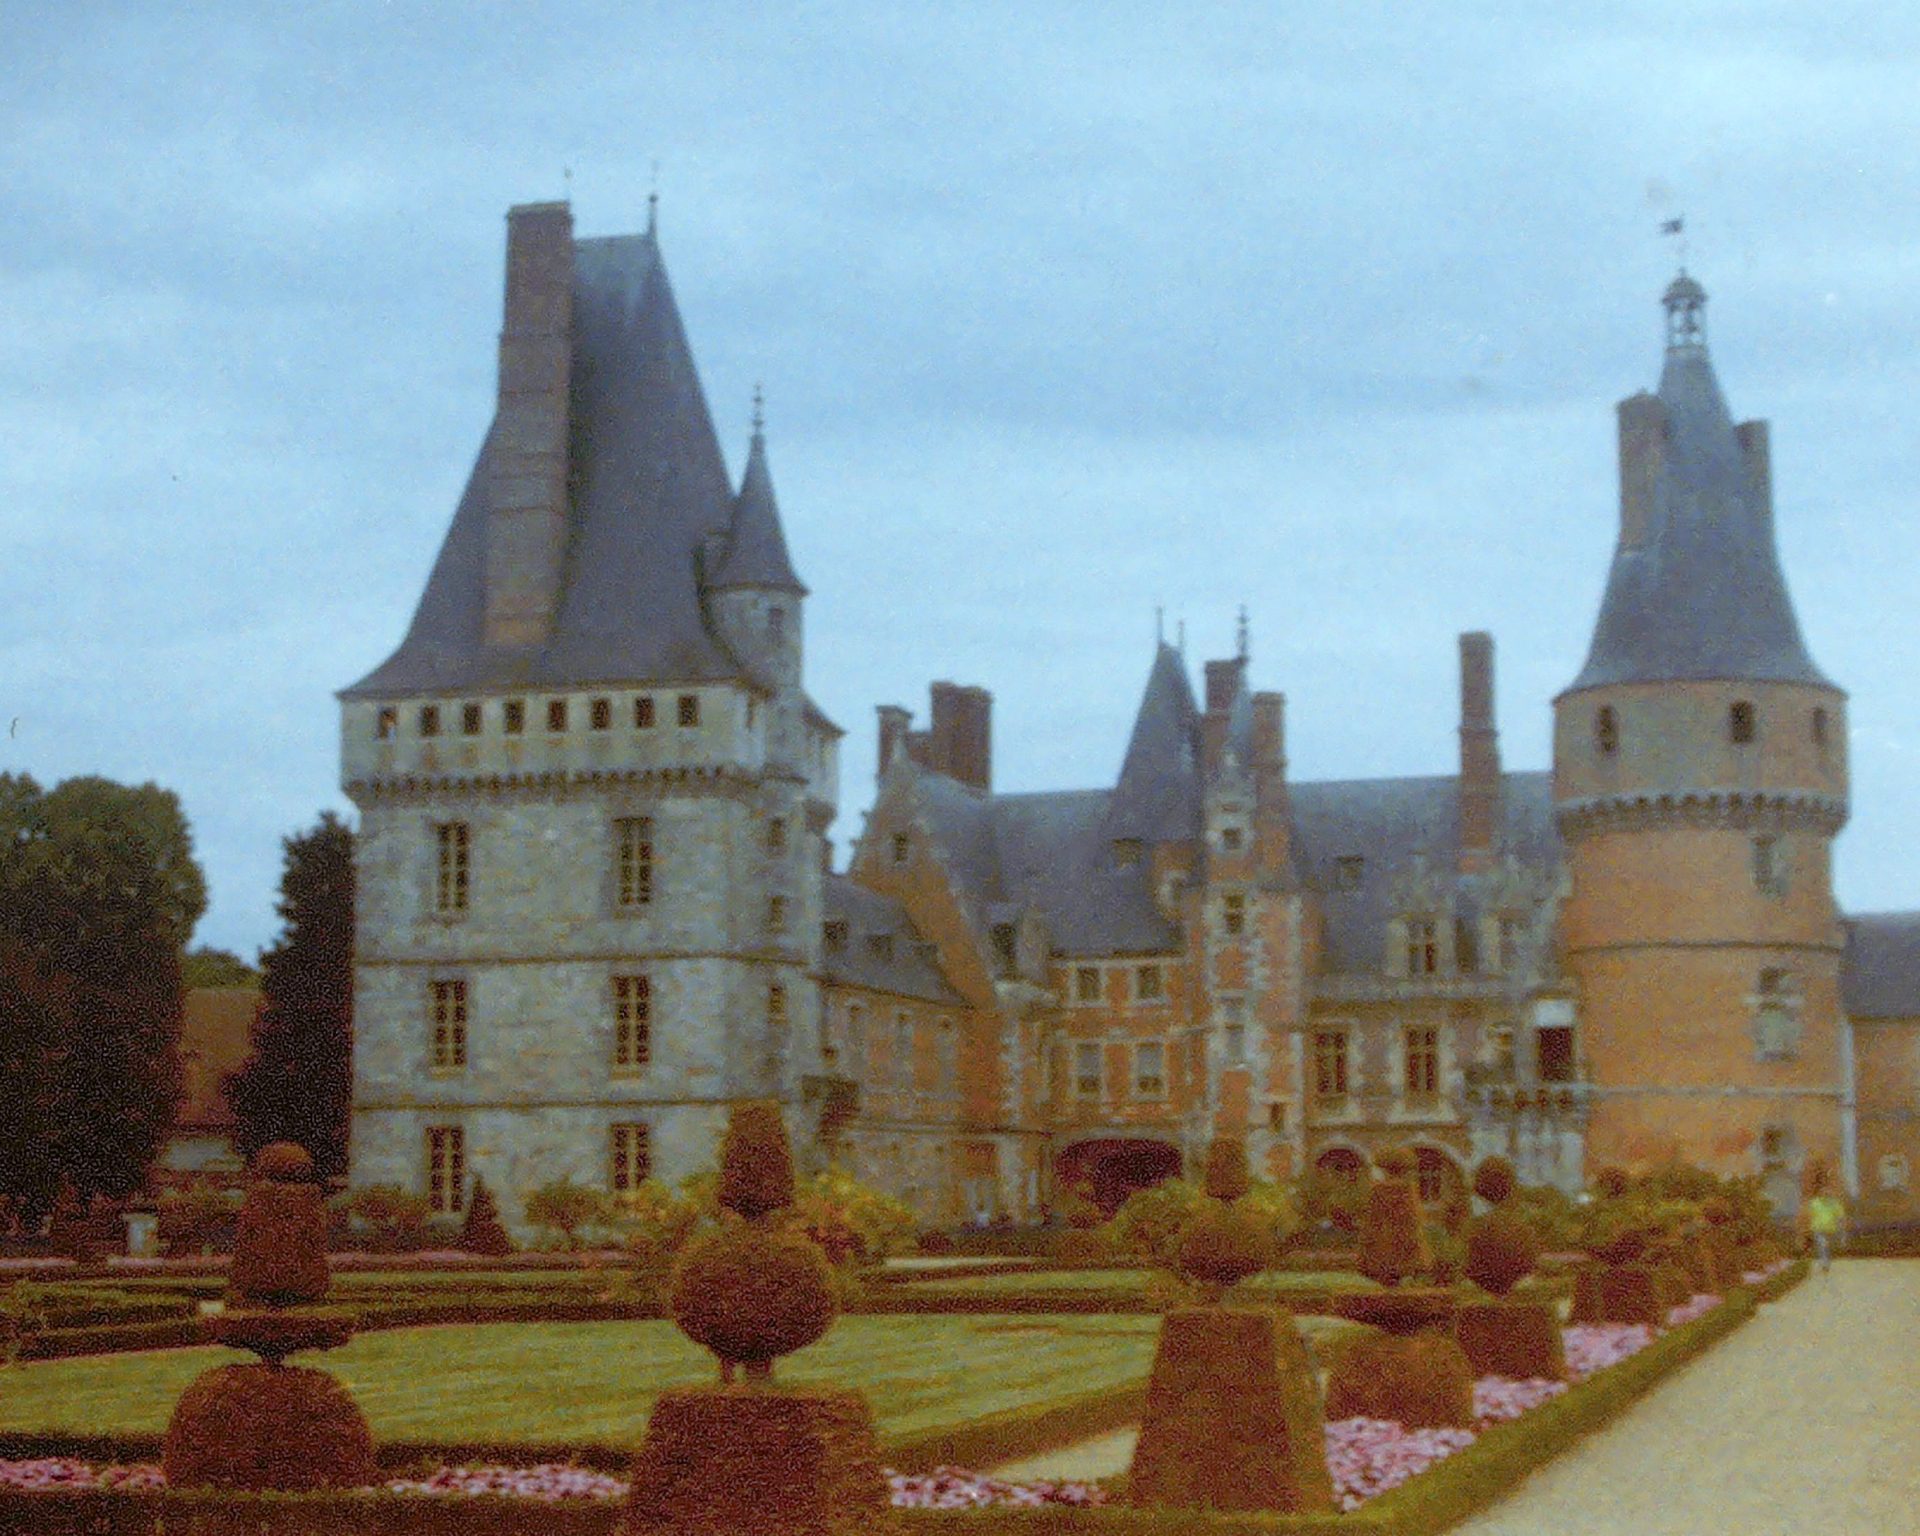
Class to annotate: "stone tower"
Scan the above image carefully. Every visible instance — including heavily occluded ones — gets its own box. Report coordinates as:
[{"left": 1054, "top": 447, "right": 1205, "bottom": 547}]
[
  {"left": 338, "top": 202, "right": 841, "bottom": 1236},
  {"left": 1553, "top": 272, "right": 1850, "bottom": 1213}
]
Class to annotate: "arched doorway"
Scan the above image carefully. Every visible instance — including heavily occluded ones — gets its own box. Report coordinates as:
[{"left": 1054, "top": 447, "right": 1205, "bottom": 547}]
[{"left": 1055, "top": 1138, "right": 1181, "bottom": 1216}]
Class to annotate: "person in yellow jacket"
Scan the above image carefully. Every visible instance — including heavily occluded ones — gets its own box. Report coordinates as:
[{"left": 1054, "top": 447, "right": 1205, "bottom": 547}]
[{"left": 1804, "top": 1183, "right": 1847, "bottom": 1275}]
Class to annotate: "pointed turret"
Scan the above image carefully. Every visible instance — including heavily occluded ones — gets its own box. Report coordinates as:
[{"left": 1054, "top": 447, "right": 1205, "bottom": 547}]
[
  {"left": 712, "top": 399, "right": 807, "bottom": 594},
  {"left": 1568, "top": 271, "right": 1829, "bottom": 692},
  {"left": 1105, "top": 641, "right": 1202, "bottom": 844}
]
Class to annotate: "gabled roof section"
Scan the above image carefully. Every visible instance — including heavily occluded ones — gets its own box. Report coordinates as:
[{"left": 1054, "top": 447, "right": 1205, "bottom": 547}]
[
  {"left": 1104, "top": 642, "right": 1202, "bottom": 843},
  {"left": 344, "top": 224, "right": 743, "bottom": 698},
  {"left": 1843, "top": 913, "right": 1920, "bottom": 1020},
  {"left": 1568, "top": 276, "right": 1832, "bottom": 694},
  {"left": 711, "top": 426, "right": 806, "bottom": 594},
  {"left": 821, "top": 875, "right": 965, "bottom": 1005}
]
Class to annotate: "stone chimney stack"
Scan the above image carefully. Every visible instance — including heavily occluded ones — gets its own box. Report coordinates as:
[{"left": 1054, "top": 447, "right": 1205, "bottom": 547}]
[
  {"left": 928, "top": 682, "right": 992, "bottom": 792},
  {"left": 1616, "top": 391, "right": 1665, "bottom": 551},
  {"left": 485, "top": 201, "right": 575, "bottom": 647},
  {"left": 876, "top": 705, "right": 912, "bottom": 782},
  {"left": 1201, "top": 659, "right": 1243, "bottom": 778},
  {"left": 1457, "top": 632, "right": 1500, "bottom": 873},
  {"left": 1251, "top": 691, "right": 1290, "bottom": 874}
]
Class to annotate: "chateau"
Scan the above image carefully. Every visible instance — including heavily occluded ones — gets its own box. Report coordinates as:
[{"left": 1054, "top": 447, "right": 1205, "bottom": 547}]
[{"left": 341, "top": 200, "right": 1920, "bottom": 1238}]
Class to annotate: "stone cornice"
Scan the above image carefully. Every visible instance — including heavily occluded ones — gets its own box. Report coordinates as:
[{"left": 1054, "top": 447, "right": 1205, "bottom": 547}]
[
  {"left": 344, "top": 763, "right": 763, "bottom": 806},
  {"left": 1555, "top": 788, "right": 1848, "bottom": 842}
]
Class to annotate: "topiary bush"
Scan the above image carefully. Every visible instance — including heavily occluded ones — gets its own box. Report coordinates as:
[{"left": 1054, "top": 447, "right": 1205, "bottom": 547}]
[
  {"left": 1465, "top": 1208, "right": 1542, "bottom": 1297},
  {"left": 163, "top": 1364, "right": 374, "bottom": 1490},
  {"left": 1204, "top": 1137, "right": 1251, "bottom": 1201},
  {"left": 716, "top": 1101, "right": 796, "bottom": 1221},
  {"left": 1107, "top": 1179, "right": 1205, "bottom": 1269},
  {"left": 1471, "top": 1156, "right": 1517, "bottom": 1207},
  {"left": 228, "top": 1145, "right": 329, "bottom": 1306},
  {"left": 1592, "top": 1165, "right": 1632, "bottom": 1200},
  {"left": 332, "top": 1184, "right": 431, "bottom": 1253},
  {"left": 1325, "top": 1328, "right": 1475, "bottom": 1429},
  {"left": 458, "top": 1177, "right": 515, "bottom": 1257},
  {"left": 1358, "top": 1151, "right": 1430, "bottom": 1287}
]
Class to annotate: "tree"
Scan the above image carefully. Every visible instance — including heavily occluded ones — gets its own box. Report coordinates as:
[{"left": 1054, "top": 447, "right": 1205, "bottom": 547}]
[
  {"left": 0, "top": 773, "right": 195, "bottom": 1219},
  {"left": 183, "top": 947, "right": 261, "bottom": 988},
  {"left": 225, "top": 812, "right": 355, "bottom": 1179}
]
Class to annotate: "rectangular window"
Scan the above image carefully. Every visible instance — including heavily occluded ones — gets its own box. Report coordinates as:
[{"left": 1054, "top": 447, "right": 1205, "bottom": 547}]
[
  {"left": 433, "top": 822, "right": 470, "bottom": 913},
  {"left": 819, "top": 1005, "right": 838, "bottom": 1068},
  {"left": 891, "top": 832, "right": 910, "bottom": 865},
  {"left": 613, "top": 974, "right": 651, "bottom": 1072},
  {"left": 419, "top": 704, "right": 441, "bottom": 738},
  {"left": 767, "top": 818, "right": 788, "bottom": 855},
  {"left": 767, "top": 895, "right": 788, "bottom": 933},
  {"left": 1222, "top": 894, "right": 1246, "bottom": 936},
  {"left": 616, "top": 817, "right": 654, "bottom": 907},
  {"left": 1313, "top": 1031, "right": 1349, "bottom": 1099},
  {"left": 1495, "top": 916, "right": 1525, "bottom": 974},
  {"left": 866, "top": 932, "right": 894, "bottom": 962},
  {"left": 823, "top": 920, "right": 848, "bottom": 954},
  {"left": 894, "top": 1011, "right": 912, "bottom": 1086},
  {"left": 1404, "top": 1025, "right": 1439, "bottom": 1098},
  {"left": 504, "top": 699, "right": 525, "bottom": 735},
  {"left": 991, "top": 923, "right": 1017, "bottom": 970},
  {"left": 1406, "top": 919, "right": 1438, "bottom": 976},
  {"left": 1225, "top": 1023, "right": 1246, "bottom": 1063},
  {"left": 1753, "top": 837, "right": 1786, "bottom": 896},
  {"left": 1730, "top": 700, "right": 1756, "bottom": 744},
  {"left": 425, "top": 1126, "right": 464, "bottom": 1214},
  {"left": 1134, "top": 1041, "right": 1166, "bottom": 1097},
  {"left": 376, "top": 706, "right": 397, "bottom": 740},
  {"left": 633, "top": 696, "right": 656, "bottom": 729},
  {"left": 590, "top": 697, "right": 612, "bottom": 730},
  {"left": 1267, "top": 1101, "right": 1286, "bottom": 1132},
  {"left": 770, "top": 984, "right": 789, "bottom": 1040},
  {"left": 547, "top": 698, "right": 568, "bottom": 733},
  {"left": 1334, "top": 855, "right": 1364, "bottom": 891},
  {"left": 1074, "top": 1041, "right": 1102, "bottom": 1097},
  {"left": 677, "top": 694, "right": 700, "bottom": 727},
  {"left": 1454, "top": 918, "right": 1477, "bottom": 974},
  {"left": 1135, "top": 963, "right": 1165, "bottom": 1002},
  {"left": 1220, "top": 826, "right": 1244, "bottom": 853},
  {"left": 610, "top": 1123, "right": 651, "bottom": 1193},
  {"left": 1537, "top": 1025, "right": 1575, "bottom": 1083},
  {"left": 461, "top": 702, "right": 482, "bottom": 736},
  {"left": 428, "top": 979, "right": 467, "bottom": 1070},
  {"left": 1074, "top": 965, "right": 1100, "bottom": 1004}
]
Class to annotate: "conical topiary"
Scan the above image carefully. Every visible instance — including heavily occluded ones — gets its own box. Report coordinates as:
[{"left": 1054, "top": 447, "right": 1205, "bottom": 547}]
[
  {"left": 717, "top": 1100, "right": 797, "bottom": 1222},
  {"left": 1176, "top": 1135, "right": 1272, "bottom": 1301},
  {"left": 1358, "top": 1149, "right": 1430, "bottom": 1287},
  {"left": 459, "top": 1177, "right": 514, "bottom": 1256}
]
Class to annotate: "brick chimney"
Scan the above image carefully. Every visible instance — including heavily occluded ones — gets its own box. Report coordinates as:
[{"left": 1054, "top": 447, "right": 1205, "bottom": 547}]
[
  {"left": 1457, "top": 632, "right": 1500, "bottom": 873},
  {"left": 929, "top": 682, "right": 992, "bottom": 792},
  {"left": 1200, "top": 659, "right": 1243, "bottom": 778},
  {"left": 1251, "top": 691, "right": 1290, "bottom": 873},
  {"left": 485, "top": 202, "right": 575, "bottom": 647},
  {"left": 1615, "top": 391, "right": 1665, "bottom": 551}
]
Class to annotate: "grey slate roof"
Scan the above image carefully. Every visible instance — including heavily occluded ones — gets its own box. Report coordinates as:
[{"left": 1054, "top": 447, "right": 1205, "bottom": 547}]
[
  {"left": 712, "top": 429, "right": 806, "bottom": 593},
  {"left": 1104, "top": 642, "right": 1203, "bottom": 843},
  {"left": 1842, "top": 913, "right": 1920, "bottom": 1020},
  {"left": 1568, "top": 282, "right": 1832, "bottom": 694},
  {"left": 344, "top": 228, "right": 749, "bottom": 697},
  {"left": 821, "top": 874, "right": 966, "bottom": 1005},
  {"left": 1291, "top": 770, "right": 1561, "bottom": 973}
]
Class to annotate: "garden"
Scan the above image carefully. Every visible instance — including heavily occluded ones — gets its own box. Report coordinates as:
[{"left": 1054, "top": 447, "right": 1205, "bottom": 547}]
[{"left": 0, "top": 1124, "right": 1807, "bottom": 1536}]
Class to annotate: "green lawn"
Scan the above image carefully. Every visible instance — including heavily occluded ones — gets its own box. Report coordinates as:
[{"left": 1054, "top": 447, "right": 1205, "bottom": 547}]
[
  {"left": 900, "top": 1267, "right": 1377, "bottom": 1295},
  {"left": 0, "top": 1315, "right": 1161, "bottom": 1447}
]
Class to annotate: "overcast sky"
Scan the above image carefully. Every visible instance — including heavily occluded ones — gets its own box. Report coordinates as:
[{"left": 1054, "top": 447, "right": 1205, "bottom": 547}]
[{"left": 6, "top": 2, "right": 1920, "bottom": 959}]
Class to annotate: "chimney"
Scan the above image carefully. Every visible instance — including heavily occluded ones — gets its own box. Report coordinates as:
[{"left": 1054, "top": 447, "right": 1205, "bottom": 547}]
[
  {"left": 1252, "top": 692, "right": 1286, "bottom": 776},
  {"left": 1457, "top": 632, "right": 1500, "bottom": 873},
  {"left": 485, "top": 202, "right": 575, "bottom": 647},
  {"left": 1251, "top": 691, "right": 1290, "bottom": 873},
  {"left": 1203, "top": 659, "right": 1242, "bottom": 714},
  {"left": 1735, "top": 419, "right": 1771, "bottom": 524},
  {"left": 876, "top": 705, "right": 912, "bottom": 782},
  {"left": 1616, "top": 391, "right": 1665, "bottom": 551},
  {"left": 929, "top": 681, "right": 992, "bottom": 792}
]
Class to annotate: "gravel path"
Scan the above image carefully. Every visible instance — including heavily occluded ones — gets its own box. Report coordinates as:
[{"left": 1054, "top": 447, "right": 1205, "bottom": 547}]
[{"left": 1454, "top": 1261, "right": 1920, "bottom": 1536}]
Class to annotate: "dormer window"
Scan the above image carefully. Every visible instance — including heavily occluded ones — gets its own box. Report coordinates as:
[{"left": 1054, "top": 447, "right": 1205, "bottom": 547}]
[
  {"left": 823, "top": 920, "right": 848, "bottom": 954},
  {"left": 634, "top": 696, "right": 656, "bottom": 729},
  {"left": 769, "top": 606, "right": 786, "bottom": 644},
  {"left": 376, "top": 707, "right": 397, "bottom": 740},
  {"left": 867, "top": 932, "right": 894, "bottom": 962},
  {"left": 677, "top": 694, "right": 700, "bottom": 727},
  {"left": 419, "top": 705, "right": 441, "bottom": 738},
  {"left": 991, "top": 923, "right": 1017, "bottom": 970},
  {"left": 1729, "top": 700, "right": 1756, "bottom": 744},
  {"left": 1595, "top": 706, "right": 1619, "bottom": 756},
  {"left": 1113, "top": 838, "right": 1143, "bottom": 868},
  {"left": 1334, "top": 856, "right": 1364, "bottom": 891}
]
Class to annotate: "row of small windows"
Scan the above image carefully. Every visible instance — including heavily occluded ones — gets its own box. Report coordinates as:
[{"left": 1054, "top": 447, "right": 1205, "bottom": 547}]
[
  {"left": 423, "top": 1124, "right": 652, "bottom": 1215},
  {"left": 379, "top": 693, "right": 703, "bottom": 740},
  {"left": 1593, "top": 701, "right": 1831, "bottom": 755},
  {"left": 826, "top": 1002, "right": 956, "bottom": 1087},
  {"left": 1061, "top": 1039, "right": 1169, "bottom": 1099},
  {"left": 1065, "top": 962, "right": 1169, "bottom": 1006},
  {"left": 1399, "top": 915, "right": 1529, "bottom": 977}
]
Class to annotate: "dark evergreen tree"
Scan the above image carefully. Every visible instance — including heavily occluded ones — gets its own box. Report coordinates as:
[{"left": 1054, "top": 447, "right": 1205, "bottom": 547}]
[
  {"left": 226, "top": 812, "right": 355, "bottom": 1178},
  {"left": 0, "top": 773, "right": 195, "bottom": 1218}
]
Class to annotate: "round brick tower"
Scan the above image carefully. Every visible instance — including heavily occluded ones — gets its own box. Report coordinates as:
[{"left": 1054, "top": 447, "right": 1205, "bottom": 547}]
[{"left": 1553, "top": 273, "right": 1850, "bottom": 1216}]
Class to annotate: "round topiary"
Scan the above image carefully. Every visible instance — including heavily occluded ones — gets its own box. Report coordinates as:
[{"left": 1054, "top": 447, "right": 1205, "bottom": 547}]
[
  {"left": 1592, "top": 1223, "right": 1650, "bottom": 1267},
  {"left": 1471, "top": 1156, "right": 1517, "bottom": 1207},
  {"left": 716, "top": 1101, "right": 796, "bottom": 1222},
  {"left": 1593, "top": 1166, "right": 1631, "bottom": 1200},
  {"left": 1177, "top": 1200, "right": 1274, "bottom": 1297},
  {"left": 163, "top": 1363, "right": 374, "bottom": 1490},
  {"left": 1464, "top": 1208, "right": 1541, "bottom": 1296},
  {"left": 252, "top": 1143, "right": 314, "bottom": 1183},
  {"left": 1203, "top": 1137, "right": 1251, "bottom": 1202},
  {"left": 670, "top": 1224, "right": 838, "bottom": 1376}
]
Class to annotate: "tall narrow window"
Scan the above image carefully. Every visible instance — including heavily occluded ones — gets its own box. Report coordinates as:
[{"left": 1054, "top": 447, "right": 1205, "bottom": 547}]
[
  {"left": 769, "top": 606, "right": 785, "bottom": 644},
  {"left": 1536, "top": 1025, "right": 1575, "bottom": 1083},
  {"left": 1135, "top": 963, "right": 1165, "bottom": 1002},
  {"left": 1313, "top": 1031, "right": 1350, "bottom": 1099},
  {"left": 1454, "top": 918, "right": 1478, "bottom": 974},
  {"left": 633, "top": 696, "right": 656, "bottom": 729},
  {"left": 428, "top": 979, "right": 467, "bottom": 1070},
  {"left": 610, "top": 1123, "right": 651, "bottom": 1193},
  {"left": 1134, "top": 1041, "right": 1166, "bottom": 1097},
  {"left": 590, "top": 697, "right": 612, "bottom": 730},
  {"left": 769, "top": 984, "right": 789, "bottom": 1043},
  {"left": 1221, "top": 893, "right": 1246, "bottom": 936},
  {"left": 1812, "top": 707, "right": 1829, "bottom": 749},
  {"left": 1074, "top": 1041, "right": 1102, "bottom": 1096},
  {"left": 891, "top": 832, "right": 910, "bottom": 865},
  {"left": 461, "top": 702, "right": 482, "bottom": 736},
  {"left": 613, "top": 974, "right": 651, "bottom": 1072},
  {"left": 376, "top": 706, "right": 397, "bottom": 740},
  {"left": 1595, "top": 706, "right": 1619, "bottom": 756},
  {"left": 1221, "top": 997, "right": 1246, "bottom": 1063},
  {"left": 1074, "top": 965, "right": 1100, "bottom": 1004},
  {"left": 547, "top": 698, "right": 568, "bottom": 733},
  {"left": 616, "top": 817, "right": 654, "bottom": 908},
  {"left": 425, "top": 1126, "right": 464, "bottom": 1214},
  {"left": 819, "top": 1004, "right": 838, "bottom": 1068},
  {"left": 1404, "top": 1025, "right": 1440, "bottom": 1099},
  {"left": 1752, "top": 836, "right": 1786, "bottom": 896},
  {"left": 767, "top": 895, "right": 788, "bottom": 934},
  {"left": 767, "top": 818, "right": 788, "bottom": 855},
  {"left": 1495, "top": 915, "right": 1526, "bottom": 974},
  {"left": 1730, "top": 700, "right": 1756, "bottom": 744},
  {"left": 1405, "top": 918, "right": 1439, "bottom": 976},
  {"left": 503, "top": 699, "right": 525, "bottom": 735},
  {"left": 1754, "top": 968, "right": 1800, "bottom": 1061},
  {"left": 434, "top": 822, "right": 470, "bottom": 913},
  {"left": 419, "top": 704, "right": 441, "bottom": 738},
  {"left": 893, "top": 1010, "right": 912, "bottom": 1087},
  {"left": 677, "top": 694, "right": 700, "bottom": 727}
]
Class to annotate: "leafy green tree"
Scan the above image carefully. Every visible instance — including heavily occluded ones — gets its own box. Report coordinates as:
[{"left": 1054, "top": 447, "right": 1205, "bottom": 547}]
[
  {"left": 183, "top": 947, "right": 261, "bottom": 988},
  {"left": 524, "top": 1176, "right": 614, "bottom": 1249},
  {"left": 226, "top": 812, "right": 355, "bottom": 1178},
  {"left": 0, "top": 773, "right": 195, "bottom": 1219}
]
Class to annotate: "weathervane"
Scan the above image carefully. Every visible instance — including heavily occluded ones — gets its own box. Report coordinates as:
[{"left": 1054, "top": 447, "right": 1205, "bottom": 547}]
[
  {"left": 1236, "top": 604, "right": 1250, "bottom": 662},
  {"left": 751, "top": 382, "right": 765, "bottom": 437},
  {"left": 648, "top": 159, "right": 660, "bottom": 234},
  {"left": 1660, "top": 212, "right": 1688, "bottom": 268}
]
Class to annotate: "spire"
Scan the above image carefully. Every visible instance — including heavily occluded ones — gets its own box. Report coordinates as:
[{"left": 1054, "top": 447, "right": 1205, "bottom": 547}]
[
  {"left": 1105, "top": 642, "right": 1203, "bottom": 843},
  {"left": 1566, "top": 273, "right": 1830, "bottom": 693},
  {"left": 710, "top": 392, "right": 807, "bottom": 594}
]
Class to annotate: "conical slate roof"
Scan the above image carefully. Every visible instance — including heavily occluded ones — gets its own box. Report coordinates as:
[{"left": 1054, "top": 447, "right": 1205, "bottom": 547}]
[
  {"left": 711, "top": 427, "right": 806, "bottom": 593},
  {"left": 1567, "top": 278, "right": 1832, "bottom": 694},
  {"left": 1104, "top": 642, "right": 1202, "bottom": 842},
  {"left": 344, "top": 225, "right": 743, "bottom": 697}
]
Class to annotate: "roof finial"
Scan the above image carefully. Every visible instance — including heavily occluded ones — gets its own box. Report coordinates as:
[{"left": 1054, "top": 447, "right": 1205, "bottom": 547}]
[
  {"left": 1236, "top": 604, "right": 1250, "bottom": 662},
  {"left": 647, "top": 159, "right": 660, "bottom": 236},
  {"left": 1659, "top": 214, "right": 1706, "bottom": 351},
  {"left": 751, "top": 382, "right": 765, "bottom": 440}
]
